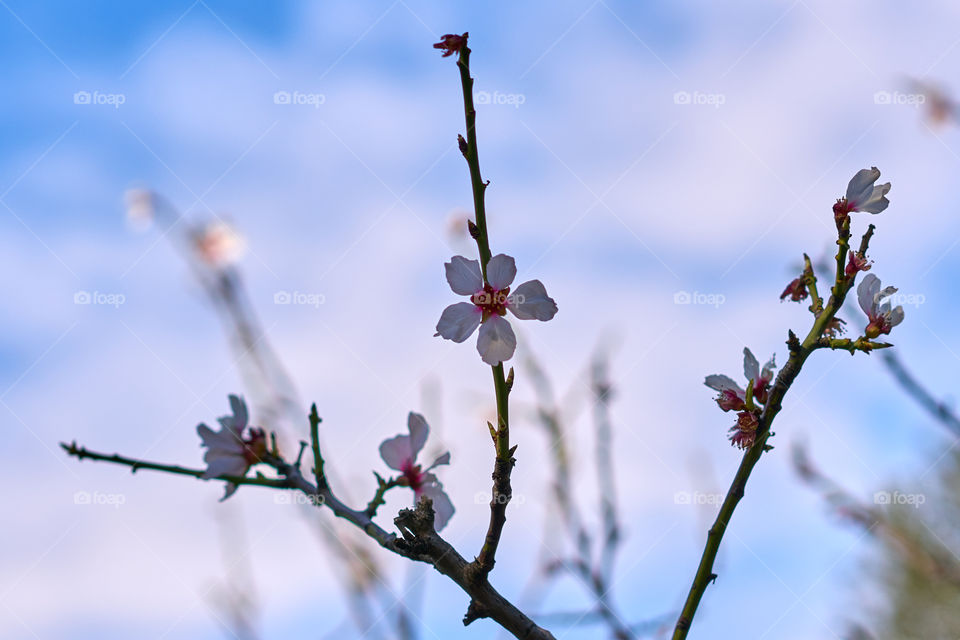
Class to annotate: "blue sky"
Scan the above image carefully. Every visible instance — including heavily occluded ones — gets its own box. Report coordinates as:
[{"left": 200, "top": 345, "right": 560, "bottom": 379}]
[{"left": 3, "top": 1, "right": 960, "bottom": 639}]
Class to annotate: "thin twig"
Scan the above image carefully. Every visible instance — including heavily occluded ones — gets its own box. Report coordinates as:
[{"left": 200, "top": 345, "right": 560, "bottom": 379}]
[
  {"left": 673, "top": 223, "right": 879, "bottom": 638},
  {"left": 62, "top": 440, "right": 556, "bottom": 640},
  {"left": 450, "top": 34, "right": 516, "bottom": 580}
]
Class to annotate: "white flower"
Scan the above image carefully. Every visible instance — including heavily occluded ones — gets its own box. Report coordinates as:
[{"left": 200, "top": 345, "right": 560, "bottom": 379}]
[
  {"left": 195, "top": 221, "right": 246, "bottom": 267},
  {"left": 124, "top": 188, "right": 155, "bottom": 232},
  {"left": 197, "top": 395, "right": 266, "bottom": 500},
  {"left": 835, "top": 167, "right": 891, "bottom": 215},
  {"left": 857, "top": 274, "right": 904, "bottom": 338},
  {"left": 435, "top": 254, "right": 558, "bottom": 365},
  {"left": 379, "top": 413, "right": 454, "bottom": 530},
  {"left": 704, "top": 348, "right": 776, "bottom": 410}
]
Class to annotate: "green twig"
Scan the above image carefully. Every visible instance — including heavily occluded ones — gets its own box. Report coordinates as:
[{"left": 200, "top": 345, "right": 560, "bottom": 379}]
[
  {"left": 364, "top": 473, "right": 402, "bottom": 518},
  {"left": 451, "top": 35, "right": 516, "bottom": 579},
  {"left": 673, "top": 223, "right": 880, "bottom": 639}
]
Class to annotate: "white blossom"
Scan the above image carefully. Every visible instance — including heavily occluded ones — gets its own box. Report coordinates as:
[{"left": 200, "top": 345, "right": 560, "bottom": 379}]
[
  {"left": 379, "top": 412, "right": 454, "bottom": 530},
  {"left": 435, "top": 254, "right": 557, "bottom": 365}
]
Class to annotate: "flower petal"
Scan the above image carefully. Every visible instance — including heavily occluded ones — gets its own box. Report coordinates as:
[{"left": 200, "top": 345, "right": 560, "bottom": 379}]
[
  {"left": 507, "top": 280, "right": 558, "bottom": 321},
  {"left": 228, "top": 395, "right": 248, "bottom": 428},
  {"left": 202, "top": 455, "right": 248, "bottom": 480},
  {"left": 742, "top": 348, "right": 759, "bottom": 383},
  {"left": 887, "top": 305, "right": 905, "bottom": 328},
  {"left": 857, "top": 183, "right": 891, "bottom": 214},
  {"left": 761, "top": 354, "right": 777, "bottom": 380},
  {"left": 379, "top": 435, "right": 413, "bottom": 471},
  {"left": 486, "top": 254, "right": 517, "bottom": 290},
  {"left": 704, "top": 374, "right": 744, "bottom": 394},
  {"left": 445, "top": 256, "right": 483, "bottom": 295},
  {"left": 198, "top": 423, "right": 244, "bottom": 454},
  {"left": 220, "top": 482, "right": 239, "bottom": 501},
  {"left": 419, "top": 480, "right": 455, "bottom": 531},
  {"left": 476, "top": 315, "right": 517, "bottom": 365},
  {"left": 846, "top": 167, "right": 881, "bottom": 205},
  {"left": 426, "top": 451, "right": 451, "bottom": 471},
  {"left": 435, "top": 303, "right": 482, "bottom": 343},
  {"left": 217, "top": 394, "right": 249, "bottom": 434},
  {"left": 407, "top": 412, "right": 429, "bottom": 460},
  {"left": 858, "top": 274, "right": 880, "bottom": 316}
]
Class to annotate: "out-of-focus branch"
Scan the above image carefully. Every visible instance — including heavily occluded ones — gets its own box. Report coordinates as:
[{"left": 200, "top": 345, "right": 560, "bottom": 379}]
[
  {"left": 209, "top": 506, "right": 261, "bottom": 640},
  {"left": 128, "top": 190, "right": 397, "bottom": 633},
  {"left": 881, "top": 351, "right": 960, "bottom": 437},
  {"left": 791, "top": 442, "right": 960, "bottom": 588},
  {"left": 520, "top": 346, "right": 645, "bottom": 639}
]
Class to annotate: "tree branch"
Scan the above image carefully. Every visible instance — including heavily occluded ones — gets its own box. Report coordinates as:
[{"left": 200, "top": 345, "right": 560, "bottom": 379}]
[
  {"left": 450, "top": 34, "right": 516, "bottom": 580},
  {"left": 673, "top": 223, "right": 879, "bottom": 639},
  {"left": 62, "top": 440, "right": 555, "bottom": 639}
]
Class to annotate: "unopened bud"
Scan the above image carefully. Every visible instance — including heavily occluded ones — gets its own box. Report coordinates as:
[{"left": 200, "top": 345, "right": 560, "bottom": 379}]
[{"left": 467, "top": 220, "right": 480, "bottom": 239}]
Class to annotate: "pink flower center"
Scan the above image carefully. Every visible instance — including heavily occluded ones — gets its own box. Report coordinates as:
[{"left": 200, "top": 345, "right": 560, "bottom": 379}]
[
  {"left": 241, "top": 429, "right": 267, "bottom": 465},
  {"left": 833, "top": 198, "right": 853, "bottom": 217},
  {"left": 866, "top": 314, "right": 891, "bottom": 338},
  {"left": 471, "top": 283, "right": 510, "bottom": 320},
  {"left": 401, "top": 460, "right": 425, "bottom": 493}
]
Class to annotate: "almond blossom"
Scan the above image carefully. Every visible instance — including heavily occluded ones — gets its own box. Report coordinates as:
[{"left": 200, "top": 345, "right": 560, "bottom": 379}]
[
  {"left": 433, "top": 32, "right": 468, "bottom": 57},
  {"left": 857, "top": 273, "right": 905, "bottom": 338},
  {"left": 845, "top": 251, "right": 872, "bottom": 277},
  {"left": 379, "top": 413, "right": 454, "bottom": 530},
  {"left": 435, "top": 254, "right": 558, "bottom": 365},
  {"left": 729, "top": 411, "right": 760, "bottom": 450},
  {"left": 197, "top": 395, "right": 267, "bottom": 500},
  {"left": 704, "top": 347, "right": 776, "bottom": 412},
  {"left": 833, "top": 167, "right": 891, "bottom": 220},
  {"left": 780, "top": 276, "right": 809, "bottom": 302},
  {"left": 195, "top": 221, "right": 246, "bottom": 267}
]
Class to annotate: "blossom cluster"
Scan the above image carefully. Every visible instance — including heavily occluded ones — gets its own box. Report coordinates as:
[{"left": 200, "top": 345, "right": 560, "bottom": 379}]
[
  {"left": 711, "top": 168, "right": 903, "bottom": 450},
  {"left": 197, "top": 249, "right": 557, "bottom": 528},
  {"left": 705, "top": 348, "right": 776, "bottom": 449}
]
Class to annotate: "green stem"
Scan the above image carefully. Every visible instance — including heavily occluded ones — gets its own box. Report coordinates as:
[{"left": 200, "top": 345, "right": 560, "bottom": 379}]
[
  {"left": 364, "top": 474, "right": 402, "bottom": 518},
  {"left": 673, "top": 223, "right": 877, "bottom": 639},
  {"left": 802, "top": 253, "right": 823, "bottom": 315},
  {"left": 453, "top": 38, "right": 515, "bottom": 578},
  {"left": 456, "top": 42, "right": 491, "bottom": 276}
]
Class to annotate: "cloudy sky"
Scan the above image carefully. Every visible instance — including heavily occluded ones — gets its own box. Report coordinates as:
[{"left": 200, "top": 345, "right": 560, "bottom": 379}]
[{"left": 3, "top": 1, "right": 960, "bottom": 639}]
